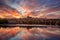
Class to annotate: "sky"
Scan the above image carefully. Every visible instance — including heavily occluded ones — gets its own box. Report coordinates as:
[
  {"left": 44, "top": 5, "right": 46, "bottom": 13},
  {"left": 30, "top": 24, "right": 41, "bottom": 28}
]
[{"left": 0, "top": 0, "right": 60, "bottom": 18}]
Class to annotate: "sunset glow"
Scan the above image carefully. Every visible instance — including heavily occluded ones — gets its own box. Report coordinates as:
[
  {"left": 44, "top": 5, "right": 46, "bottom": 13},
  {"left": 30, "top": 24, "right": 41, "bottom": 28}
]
[{"left": 0, "top": 0, "right": 60, "bottom": 18}]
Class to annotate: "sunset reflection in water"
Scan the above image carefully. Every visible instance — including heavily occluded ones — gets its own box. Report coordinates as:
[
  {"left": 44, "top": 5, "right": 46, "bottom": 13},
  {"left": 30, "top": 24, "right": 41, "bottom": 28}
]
[{"left": 0, "top": 27, "right": 60, "bottom": 40}]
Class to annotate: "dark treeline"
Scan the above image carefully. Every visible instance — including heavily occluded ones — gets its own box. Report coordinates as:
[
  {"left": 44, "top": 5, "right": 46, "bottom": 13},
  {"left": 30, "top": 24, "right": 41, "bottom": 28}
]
[
  {"left": 0, "top": 17, "right": 60, "bottom": 25},
  {"left": 0, "top": 19, "right": 8, "bottom": 24}
]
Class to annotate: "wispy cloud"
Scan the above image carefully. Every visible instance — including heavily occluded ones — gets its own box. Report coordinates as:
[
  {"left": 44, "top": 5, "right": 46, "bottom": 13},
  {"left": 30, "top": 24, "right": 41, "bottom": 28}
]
[{"left": 0, "top": 0, "right": 60, "bottom": 18}]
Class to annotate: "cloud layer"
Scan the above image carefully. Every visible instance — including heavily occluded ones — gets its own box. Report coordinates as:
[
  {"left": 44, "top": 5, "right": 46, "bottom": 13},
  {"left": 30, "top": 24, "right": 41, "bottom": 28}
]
[{"left": 0, "top": 0, "right": 60, "bottom": 18}]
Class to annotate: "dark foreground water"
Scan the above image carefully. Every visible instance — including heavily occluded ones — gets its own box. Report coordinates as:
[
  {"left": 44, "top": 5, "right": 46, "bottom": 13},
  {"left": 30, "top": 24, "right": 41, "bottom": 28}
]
[{"left": 0, "top": 27, "right": 60, "bottom": 40}]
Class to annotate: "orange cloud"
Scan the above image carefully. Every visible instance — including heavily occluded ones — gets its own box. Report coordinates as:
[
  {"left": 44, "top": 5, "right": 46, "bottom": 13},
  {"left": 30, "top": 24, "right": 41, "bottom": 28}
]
[{"left": 0, "top": 4, "right": 22, "bottom": 18}]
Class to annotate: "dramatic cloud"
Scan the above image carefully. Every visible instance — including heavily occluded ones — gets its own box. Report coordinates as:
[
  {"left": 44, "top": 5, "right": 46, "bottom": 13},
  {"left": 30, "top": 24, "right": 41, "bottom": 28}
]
[
  {"left": 0, "top": 3, "right": 22, "bottom": 18},
  {"left": 0, "top": 0, "right": 60, "bottom": 18}
]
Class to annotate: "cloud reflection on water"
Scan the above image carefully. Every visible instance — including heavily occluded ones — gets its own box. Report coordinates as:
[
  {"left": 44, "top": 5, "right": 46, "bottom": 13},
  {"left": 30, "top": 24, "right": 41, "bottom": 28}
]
[{"left": 0, "top": 27, "right": 60, "bottom": 40}]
